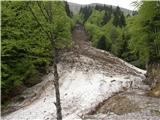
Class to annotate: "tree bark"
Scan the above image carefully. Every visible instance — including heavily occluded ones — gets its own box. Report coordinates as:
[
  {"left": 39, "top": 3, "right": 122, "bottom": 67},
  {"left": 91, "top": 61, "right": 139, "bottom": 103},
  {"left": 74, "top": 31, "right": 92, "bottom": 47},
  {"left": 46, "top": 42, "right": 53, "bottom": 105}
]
[
  {"left": 53, "top": 48, "right": 62, "bottom": 120},
  {"left": 48, "top": 2, "right": 62, "bottom": 120},
  {"left": 28, "top": 2, "right": 63, "bottom": 119}
]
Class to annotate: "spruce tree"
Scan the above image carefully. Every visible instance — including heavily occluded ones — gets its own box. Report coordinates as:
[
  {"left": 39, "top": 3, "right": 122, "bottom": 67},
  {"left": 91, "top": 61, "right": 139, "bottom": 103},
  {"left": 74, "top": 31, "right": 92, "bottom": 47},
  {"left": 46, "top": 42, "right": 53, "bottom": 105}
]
[{"left": 97, "top": 35, "right": 106, "bottom": 50}]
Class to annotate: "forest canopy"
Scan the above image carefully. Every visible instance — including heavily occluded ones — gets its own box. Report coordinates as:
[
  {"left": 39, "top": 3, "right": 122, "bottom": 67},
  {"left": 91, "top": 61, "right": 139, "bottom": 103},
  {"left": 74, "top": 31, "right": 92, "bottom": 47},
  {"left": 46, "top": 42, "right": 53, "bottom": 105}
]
[
  {"left": 1, "top": 1, "right": 73, "bottom": 103},
  {"left": 78, "top": 1, "right": 160, "bottom": 69}
]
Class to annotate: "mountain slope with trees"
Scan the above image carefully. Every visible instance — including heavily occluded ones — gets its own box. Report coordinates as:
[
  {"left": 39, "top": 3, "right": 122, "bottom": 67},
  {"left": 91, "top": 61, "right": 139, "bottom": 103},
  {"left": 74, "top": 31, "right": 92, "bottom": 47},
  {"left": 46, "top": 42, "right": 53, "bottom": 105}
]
[
  {"left": 1, "top": 1, "right": 160, "bottom": 120},
  {"left": 71, "top": 1, "right": 160, "bottom": 95},
  {"left": 127, "top": 1, "right": 160, "bottom": 96},
  {"left": 4, "top": 22, "right": 159, "bottom": 120},
  {"left": 68, "top": 2, "right": 133, "bottom": 15}
]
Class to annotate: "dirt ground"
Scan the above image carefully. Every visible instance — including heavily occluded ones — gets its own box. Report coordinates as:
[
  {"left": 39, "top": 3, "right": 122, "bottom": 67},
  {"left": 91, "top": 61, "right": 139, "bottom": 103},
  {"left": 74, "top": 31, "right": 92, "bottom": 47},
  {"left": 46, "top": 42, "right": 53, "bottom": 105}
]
[
  {"left": 85, "top": 88, "right": 160, "bottom": 120},
  {"left": 95, "top": 94, "right": 141, "bottom": 115}
]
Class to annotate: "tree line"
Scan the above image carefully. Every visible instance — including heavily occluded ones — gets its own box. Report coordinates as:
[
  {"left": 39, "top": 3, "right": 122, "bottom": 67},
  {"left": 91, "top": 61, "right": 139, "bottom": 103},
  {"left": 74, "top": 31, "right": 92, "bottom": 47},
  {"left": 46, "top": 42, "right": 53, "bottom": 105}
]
[{"left": 78, "top": 2, "right": 160, "bottom": 69}]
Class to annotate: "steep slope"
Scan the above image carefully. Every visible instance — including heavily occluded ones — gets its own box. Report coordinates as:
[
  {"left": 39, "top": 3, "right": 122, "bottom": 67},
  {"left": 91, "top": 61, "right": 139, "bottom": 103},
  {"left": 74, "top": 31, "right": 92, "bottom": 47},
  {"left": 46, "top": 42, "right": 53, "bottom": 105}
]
[{"left": 2, "top": 24, "right": 159, "bottom": 120}]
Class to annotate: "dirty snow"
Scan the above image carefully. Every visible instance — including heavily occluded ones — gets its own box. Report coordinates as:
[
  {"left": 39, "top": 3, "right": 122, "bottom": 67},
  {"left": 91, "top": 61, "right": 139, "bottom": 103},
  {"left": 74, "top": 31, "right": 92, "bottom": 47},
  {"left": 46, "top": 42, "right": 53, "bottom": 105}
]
[
  {"left": 97, "top": 48, "right": 146, "bottom": 75},
  {"left": 2, "top": 60, "right": 144, "bottom": 120}
]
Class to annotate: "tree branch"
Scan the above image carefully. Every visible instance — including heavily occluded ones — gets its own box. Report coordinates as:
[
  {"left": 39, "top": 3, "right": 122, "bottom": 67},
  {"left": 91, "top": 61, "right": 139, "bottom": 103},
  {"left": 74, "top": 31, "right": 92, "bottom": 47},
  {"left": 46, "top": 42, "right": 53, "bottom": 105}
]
[
  {"left": 41, "top": 2, "right": 50, "bottom": 18},
  {"left": 27, "top": 2, "right": 51, "bottom": 40},
  {"left": 36, "top": 1, "right": 49, "bottom": 22}
]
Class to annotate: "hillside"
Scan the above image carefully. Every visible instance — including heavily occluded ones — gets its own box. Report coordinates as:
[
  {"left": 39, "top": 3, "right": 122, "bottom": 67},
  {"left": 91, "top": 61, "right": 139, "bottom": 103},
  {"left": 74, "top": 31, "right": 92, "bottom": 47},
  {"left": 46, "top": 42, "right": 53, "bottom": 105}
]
[
  {"left": 1, "top": 1, "right": 160, "bottom": 120},
  {"left": 68, "top": 2, "right": 133, "bottom": 15},
  {"left": 2, "top": 24, "right": 160, "bottom": 120}
]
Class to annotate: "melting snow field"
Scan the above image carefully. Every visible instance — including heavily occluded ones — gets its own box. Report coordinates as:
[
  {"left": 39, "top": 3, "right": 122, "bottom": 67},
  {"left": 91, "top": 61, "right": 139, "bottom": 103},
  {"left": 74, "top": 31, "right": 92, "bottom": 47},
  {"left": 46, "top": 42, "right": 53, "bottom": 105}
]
[{"left": 2, "top": 64, "right": 145, "bottom": 120}]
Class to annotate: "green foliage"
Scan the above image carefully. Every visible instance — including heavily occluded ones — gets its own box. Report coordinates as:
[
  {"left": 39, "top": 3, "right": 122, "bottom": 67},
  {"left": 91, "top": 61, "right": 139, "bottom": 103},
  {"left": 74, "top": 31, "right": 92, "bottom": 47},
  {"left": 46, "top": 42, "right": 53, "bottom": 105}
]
[
  {"left": 64, "top": 1, "right": 73, "bottom": 18},
  {"left": 127, "top": 1, "right": 160, "bottom": 67},
  {"left": 79, "top": 2, "right": 159, "bottom": 69},
  {"left": 84, "top": 9, "right": 106, "bottom": 46},
  {"left": 80, "top": 6, "right": 92, "bottom": 23},
  {"left": 52, "top": 2, "right": 72, "bottom": 48},
  {"left": 97, "top": 36, "right": 107, "bottom": 50},
  {"left": 87, "top": 9, "right": 105, "bottom": 27},
  {"left": 72, "top": 13, "right": 83, "bottom": 25},
  {"left": 113, "top": 6, "right": 126, "bottom": 28},
  {"left": 1, "top": 1, "right": 72, "bottom": 103},
  {"left": 110, "top": 27, "right": 125, "bottom": 57},
  {"left": 102, "top": 11, "right": 112, "bottom": 25},
  {"left": 85, "top": 21, "right": 103, "bottom": 46},
  {"left": 83, "top": 6, "right": 128, "bottom": 58}
]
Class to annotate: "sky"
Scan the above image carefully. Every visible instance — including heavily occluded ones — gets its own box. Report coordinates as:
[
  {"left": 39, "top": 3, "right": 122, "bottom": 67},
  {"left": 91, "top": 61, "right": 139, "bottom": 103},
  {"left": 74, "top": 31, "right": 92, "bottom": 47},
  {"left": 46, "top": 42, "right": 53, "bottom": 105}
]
[{"left": 65, "top": 0, "right": 137, "bottom": 10}]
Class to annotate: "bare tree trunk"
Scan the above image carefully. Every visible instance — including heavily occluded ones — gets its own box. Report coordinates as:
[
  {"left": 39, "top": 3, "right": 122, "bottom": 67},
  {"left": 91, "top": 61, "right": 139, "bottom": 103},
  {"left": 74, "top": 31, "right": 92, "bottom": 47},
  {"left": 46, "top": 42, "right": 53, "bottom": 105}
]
[
  {"left": 28, "top": 1, "right": 63, "bottom": 119},
  {"left": 53, "top": 48, "right": 62, "bottom": 120},
  {"left": 48, "top": 2, "right": 62, "bottom": 120}
]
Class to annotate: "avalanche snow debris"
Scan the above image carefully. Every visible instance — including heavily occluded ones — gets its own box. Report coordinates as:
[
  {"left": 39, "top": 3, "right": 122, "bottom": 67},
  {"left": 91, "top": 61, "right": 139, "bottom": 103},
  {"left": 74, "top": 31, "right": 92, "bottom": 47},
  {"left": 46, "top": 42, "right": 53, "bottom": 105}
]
[{"left": 2, "top": 54, "right": 146, "bottom": 120}]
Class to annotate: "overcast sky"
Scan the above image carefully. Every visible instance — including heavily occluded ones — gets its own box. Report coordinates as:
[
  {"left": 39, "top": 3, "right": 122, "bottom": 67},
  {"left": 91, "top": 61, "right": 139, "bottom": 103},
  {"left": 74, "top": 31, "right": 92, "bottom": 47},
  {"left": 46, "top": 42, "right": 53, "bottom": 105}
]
[{"left": 65, "top": 0, "right": 137, "bottom": 10}]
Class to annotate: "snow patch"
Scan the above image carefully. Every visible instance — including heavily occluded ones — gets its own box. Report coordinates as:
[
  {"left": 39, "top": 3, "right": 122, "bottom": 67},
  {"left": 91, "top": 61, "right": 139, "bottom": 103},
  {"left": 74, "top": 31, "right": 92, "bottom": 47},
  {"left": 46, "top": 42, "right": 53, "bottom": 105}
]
[{"left": 2, "top": 61, "right": 145, "bottom": 120}]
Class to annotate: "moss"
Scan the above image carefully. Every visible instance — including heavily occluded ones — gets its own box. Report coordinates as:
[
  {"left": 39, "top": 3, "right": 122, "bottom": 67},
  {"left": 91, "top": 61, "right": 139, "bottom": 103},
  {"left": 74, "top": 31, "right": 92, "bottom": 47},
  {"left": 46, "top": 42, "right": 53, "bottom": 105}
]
[
  {"left": 148, "top": 83, "right": 160, "bottom": 97},
  {"left": 146, "top": 64, "right": 160, "bottom": 84}
]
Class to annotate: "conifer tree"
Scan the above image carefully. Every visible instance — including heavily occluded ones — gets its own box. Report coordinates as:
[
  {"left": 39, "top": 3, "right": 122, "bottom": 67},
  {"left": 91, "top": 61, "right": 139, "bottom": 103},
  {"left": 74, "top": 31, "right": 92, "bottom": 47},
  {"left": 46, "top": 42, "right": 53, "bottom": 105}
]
[{"left": 97, "top": 35, "right": 107, "bottom": 50}]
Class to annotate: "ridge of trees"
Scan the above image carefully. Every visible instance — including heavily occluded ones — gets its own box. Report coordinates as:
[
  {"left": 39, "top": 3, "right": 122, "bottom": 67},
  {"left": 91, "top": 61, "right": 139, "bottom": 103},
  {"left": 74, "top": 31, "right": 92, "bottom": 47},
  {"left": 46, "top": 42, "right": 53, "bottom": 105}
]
[
  {"left": 128, "top": 1, "right": 160, "bottom": 93},
  {"left": 78, "top": 2, "right": 160, "bottom": 70}
]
